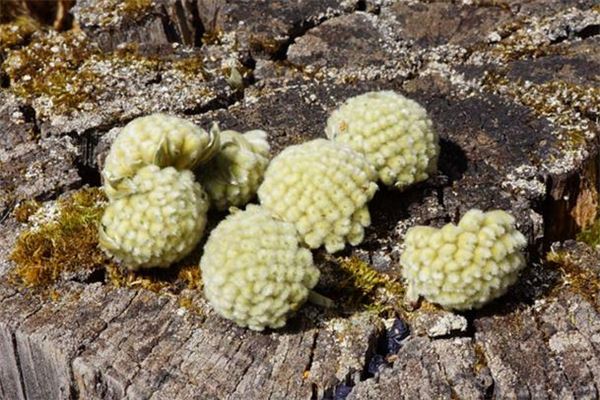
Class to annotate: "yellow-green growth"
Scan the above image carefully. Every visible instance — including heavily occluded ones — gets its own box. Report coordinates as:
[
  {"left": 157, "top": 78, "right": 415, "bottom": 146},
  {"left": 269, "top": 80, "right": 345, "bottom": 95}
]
[
  {"left": 473, "top": 342, "right": 489, "bottom": 374},
  {"left": 10, "top": 188, "right": 108, "bottom": 288},
  {"left": 81, "top": 0, "right": 155, "bottom": 27},
  {"left": 546, "top": 249, "right": 600, "bottom": 306},
  {"left": 3, "top": 32, "right": 211, "bottom": 116},
  {"left": 0, "top": 16, "right": 39, "bottom": 52},
  {"left": 13, "top": 199, "right": 41, "bottom": 223},
  {"left": 120, "top": 0, "right": 154, "bottom": 17},
  {"left": 106, "top": 261, "right": 202, "bottom": 293},
  {"left": 3, "top": 30, "right": 100, "bottom": 112},
  {"left": 331, "top": 256, "right": 405, "bottom": 317},
  {"left": 577, "top": 218, "right": 600, "bottom": 247}
]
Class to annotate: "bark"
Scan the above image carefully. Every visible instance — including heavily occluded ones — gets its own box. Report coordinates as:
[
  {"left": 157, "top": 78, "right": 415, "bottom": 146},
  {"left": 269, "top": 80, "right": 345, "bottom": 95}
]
[{"left": 1, "top": 1, "right": 599, "bottom": 399}]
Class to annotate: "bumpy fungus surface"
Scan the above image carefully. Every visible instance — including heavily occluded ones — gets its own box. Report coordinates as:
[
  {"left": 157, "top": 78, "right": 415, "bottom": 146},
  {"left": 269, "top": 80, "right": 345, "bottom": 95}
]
[
  {"left": 102, "top": 113, "right": 219, "bottom": 199},
  {"left": 199, "top": 129, "right": 270, "bottom": 210},
  {"left": 99, "top": 165, "right": 209, "bottom": 270},
  {"left": 400, "top": 209, "right": 527, "bottom": 310},
  {"left": 200, "top": 205, "right": 319, "bottom": 331},
  {"left": 258, "top": 139, "right": 378, "bottom": 253},
  {"left": 326, "top": 91, "right": 439, "bottom": 190}
]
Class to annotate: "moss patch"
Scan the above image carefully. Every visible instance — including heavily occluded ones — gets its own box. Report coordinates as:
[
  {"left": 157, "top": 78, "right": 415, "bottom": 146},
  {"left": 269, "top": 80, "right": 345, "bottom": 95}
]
[
  {"left": 120, "top": 0, "right": 154, "bottom": 18},
  {"left": 546, "top": 249, "right": 600, "bottom": 306},
  {"left": 10, "top": 187, "right": 108, "bottom": 288},
  {"left": 323, "top": 256, "right": 405, "bottom": 317},
  {"left": 106, "top": 253, "right": 202, "bottom": 294},
  {"left": 0, "top": 16, "right": 39, "bottom": 53},
  {"left": 577, "top": 218, "right": 600, "bottom": 247},
  {"left": 83, "top": 0, "right": 155, "bottom": 27},
  {"left": 485, "top": 10, "right": 571, "bottom": 62},
  {"left": 12, "top": 199, "right": 41, "bottom": 223},
  {"left": 3, "top": 30, "right": 100, "bottom": 112},
  {"left": 473, "top": 342, "right": 488, "bottom": 374},
  {"left": 9, "top": 186, "right": 203, "bottom": 303},
  {"left": 3, "top": 30, "right": 211, "bottom": 116}
]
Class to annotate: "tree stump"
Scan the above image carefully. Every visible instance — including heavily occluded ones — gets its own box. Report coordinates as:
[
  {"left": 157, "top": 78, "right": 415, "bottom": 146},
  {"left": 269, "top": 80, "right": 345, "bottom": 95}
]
[{"left": 1, "top": 1, "right": 599, "bottom": 399}]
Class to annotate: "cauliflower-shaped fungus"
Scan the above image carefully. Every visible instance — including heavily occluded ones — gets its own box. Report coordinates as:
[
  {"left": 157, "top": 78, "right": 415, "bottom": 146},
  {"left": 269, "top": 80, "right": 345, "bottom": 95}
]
[
  {"left": 400, "top": 209, "right": 527, "bottom": 310},
  {"left": 199, "top": 128, "right": 270, "bottom": 210},
  {"left": 258, "top": 139, "right": 378, "bottom": 253},
  {"left": 200, "top": 205, "right": 319, "bottom": 331},
  {"left": 102, "top": 113, "right": 219, "bottom": 198},
  {"left": 99, "top": 165, "right": 209, "bottom": 270},
  {"left": 326, "top": 91, "right": 439, "bottom": 190}
]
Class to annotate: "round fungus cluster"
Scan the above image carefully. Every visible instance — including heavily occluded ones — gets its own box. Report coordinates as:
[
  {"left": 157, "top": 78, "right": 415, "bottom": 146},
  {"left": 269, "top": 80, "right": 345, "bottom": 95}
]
[
  {"left": 93, "top": 89, "right": 530, "bottom": 331},
  {"left": 102, "top": 113, "right": 219, "bottom": 199},
  {"left": 199, "top": 128, "right": 270, "bottom": 210},
  {"left": 99, "top": 166, "right": 209, "bottom": 270},
  {"left": 326, "top": 91, "right": 439, "bottom": 190},
  {"left": 200, "top": 205, "right": 320, "bottom": 331},
  {"left": 258, "top": 139, "right": 378, "bottom": 253},
  {"left": 99, "top": 114, "right": 272, "bottom": 271},
  {"left": 400, "top": 209, "right": 527, "bottom": 310}
]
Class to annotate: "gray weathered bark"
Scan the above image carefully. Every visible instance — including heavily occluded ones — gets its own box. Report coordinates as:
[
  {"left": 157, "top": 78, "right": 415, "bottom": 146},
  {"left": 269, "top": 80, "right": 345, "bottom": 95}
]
[{"left": 1, "top": 1, "right": 599, "bottom": 399}]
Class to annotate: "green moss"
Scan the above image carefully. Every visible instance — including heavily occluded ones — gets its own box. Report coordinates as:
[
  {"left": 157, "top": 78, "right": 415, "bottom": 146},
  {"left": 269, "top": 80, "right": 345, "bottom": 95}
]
[
  {"left": 0, "top": 16, "right": 39, "bottom": 53},
  {"left": 90, "top": 0, "right": 155, "bottom": 27},
  {"left": 12, "top": 199, "right": 41, "bottom": 223},
  {"left": 325, "top": 256, "right": 405, "bottom": 317},
  {"left": 488, "top": 16, "right": 564, "bottom": 62},
  {"left": 120, "top": 0, "right": 154, "bottom": 17},
  {"left": 473, "top": 0, "right": 511, "bottom": 10},
  {"left": 202, "top": 25, "right": 223, "bottom": 46},
  {"left": 106, "top": 255, "right": 202, "bottom": 294},
  {"left": 177, "top": 294, "right": 204, "bottom": 315},
  {"left": 171, "top": 56, "right": 208, "bottom": 80},
  {"left": 108, "top": 43, "right": 209, "bottom": 79},
  {"left": 3, "top": 31, "right": 211, "bottom": 115},
  {"left": 10, "top": 187, "right": 108, "bottom": 288},
  {"left": 9, "top": 186, "right": 203, "bottom": 300},
  {"left": 489, "top": 6, "right": 600, "bottom": 62},
  {"left": 577, "top": 218, "right": 600, "bottom": 247},
  {"left": 546, "top": 249, "right": 600, "bottom": 306},
  {"left": 249, "top": 35, "right": 283, "bottom": 56},
  {"left": 3, "top": 30, "right": 101, "bottom": 113},
  {"left": 473, "top": 342, "right": 488, "bottom": 373}
]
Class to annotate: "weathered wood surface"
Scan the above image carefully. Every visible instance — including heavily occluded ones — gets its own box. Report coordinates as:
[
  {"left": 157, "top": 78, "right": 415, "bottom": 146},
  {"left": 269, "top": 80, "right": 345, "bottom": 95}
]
[{"left": 1, "top": 1, "right": 600, "bottom": 399}]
